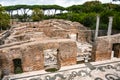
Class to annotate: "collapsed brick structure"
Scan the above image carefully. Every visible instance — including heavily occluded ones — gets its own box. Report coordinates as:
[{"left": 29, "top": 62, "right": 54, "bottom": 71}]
[{"left": 0, "top": 19, "right": 91, "bottom": 75}]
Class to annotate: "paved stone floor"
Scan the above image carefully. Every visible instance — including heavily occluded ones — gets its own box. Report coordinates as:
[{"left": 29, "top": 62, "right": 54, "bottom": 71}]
[{"left": 3, "top": 58, "right": 120, "bottom": 80}]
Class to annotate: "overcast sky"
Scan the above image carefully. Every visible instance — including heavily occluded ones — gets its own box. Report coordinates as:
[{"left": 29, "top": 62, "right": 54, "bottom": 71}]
[{"left": 0, "top": 0, "right": 119, "bottom": 7}]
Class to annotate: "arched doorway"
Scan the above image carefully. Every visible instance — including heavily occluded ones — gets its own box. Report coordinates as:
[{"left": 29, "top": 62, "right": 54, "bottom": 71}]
[
  {"left": 112, "top": 43, "right": 120, "bottom": 58},
  {"left": 13, "top": 58, "right": 23, "bottom": 74}
]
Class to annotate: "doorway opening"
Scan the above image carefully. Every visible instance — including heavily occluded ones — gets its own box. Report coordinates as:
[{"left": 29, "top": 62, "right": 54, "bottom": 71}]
[
  {"left": 13, "top": 58, "right": 23, "bottom": 74},
  {"left": 44, "top": 49, "right": 60, "bottom": 72},
  {"left": 112, "top": 43, "right": 120, "bottom": 58}
]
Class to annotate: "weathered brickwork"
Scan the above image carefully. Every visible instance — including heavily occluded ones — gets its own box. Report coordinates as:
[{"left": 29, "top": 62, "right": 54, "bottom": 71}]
[
  {"left": 0, "top": 39, "right": 77, "bottom": 74},
  {"left": 92, "top": 34, "right": 120, "bottom": 61}
]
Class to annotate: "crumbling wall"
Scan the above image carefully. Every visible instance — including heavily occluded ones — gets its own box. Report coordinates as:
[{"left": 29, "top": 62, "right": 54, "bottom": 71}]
[
  {"left": 0, "top": 39, "right": 77, "bottom": 74},
  {"left": 10, "top": 19, "right": 91, "bottom": 43},
  {"left": 78, "top": 30, "right": 92, "bottom": 43},
  {"left": 92, "top": 34, "right": 120, "bottom": 61}
]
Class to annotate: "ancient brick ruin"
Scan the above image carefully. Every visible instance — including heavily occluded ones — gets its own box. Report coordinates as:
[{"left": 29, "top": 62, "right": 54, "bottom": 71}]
[
  {"left": 92, "top": 16, "right": 120, "bottom": 61},
  {"left": 0, "top": 19, "right": 92, "bottom": 76},
  {"left": 0, "top": 19, "right": 120, "bottom": 80},
  {"left": 92, "top": 34, "right": 120, "bottom": 61}
]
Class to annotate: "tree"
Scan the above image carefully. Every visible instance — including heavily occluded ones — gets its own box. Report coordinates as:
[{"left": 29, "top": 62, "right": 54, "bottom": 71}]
[
  {"left": 112, "top": 12, "right": 120, "bottom": 30},
  {"left": 0, "top": 4, "right": 10, "bottom": 30},
  {"left": 31, "top": 8, "right": 44, "bottom": 21},
  {"left": 81, "top": 13, "right": 96, "bottom": 29},
  {"left": 83, "top": 1, "right": 103, "bottom": 13},
  {"left": 67, "top": 5, "right": 84, "bottom": 13}
]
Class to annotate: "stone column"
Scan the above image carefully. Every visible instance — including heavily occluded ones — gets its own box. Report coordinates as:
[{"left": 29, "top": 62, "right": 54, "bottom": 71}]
[
  {"left": 107, "top": 17, "right": 113, "bottom": 60},
  {"left": 95, "top": 15, "right": 100, "bottom": 40},
  {"left": 107, "top": 16, "right": 113, "bottom": 36}
]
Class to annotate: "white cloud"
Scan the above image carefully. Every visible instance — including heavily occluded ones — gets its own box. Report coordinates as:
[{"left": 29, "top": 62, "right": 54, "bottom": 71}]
[{"left": 0, "top": 0, "right": 113, "bottom": 7}]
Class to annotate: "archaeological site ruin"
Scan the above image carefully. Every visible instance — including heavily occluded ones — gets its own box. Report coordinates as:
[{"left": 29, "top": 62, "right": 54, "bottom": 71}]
[
  {"left": 0, "top": 19, "right": 92, "bottom": 74},
  {"left": 0, "top": 19, "right": 120, "bottom": 80}
]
